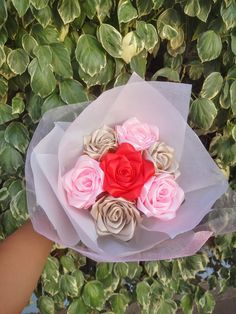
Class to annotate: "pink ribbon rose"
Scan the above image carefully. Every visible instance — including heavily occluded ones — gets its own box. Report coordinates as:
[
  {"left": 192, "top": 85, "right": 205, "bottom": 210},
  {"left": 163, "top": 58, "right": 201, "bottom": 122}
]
[
  {"left": 116, "top": 117, "right": 159, "bottom": 150},
  {"left": 62, "top": 155, "right": 104, "bottom": 209},
  {"left": 137, "top": 173, "right": 184, "bottom": 220}
]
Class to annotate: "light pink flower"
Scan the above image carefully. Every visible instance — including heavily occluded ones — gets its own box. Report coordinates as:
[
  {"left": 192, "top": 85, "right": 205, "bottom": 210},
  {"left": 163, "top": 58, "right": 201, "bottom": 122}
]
[
  {"left": 116, "top": 117, "right": 159, "bottom": 150},
  {"left": 62, "top": 155, "right": 104, "bottom": 209},
  {"left": 137, "top": 174, "right": 184, "bottom": 220}
]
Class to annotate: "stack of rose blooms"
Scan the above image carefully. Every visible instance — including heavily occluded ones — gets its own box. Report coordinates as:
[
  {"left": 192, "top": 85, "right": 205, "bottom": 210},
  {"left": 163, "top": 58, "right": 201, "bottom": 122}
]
[{"left": 63, "top": 117, "right": 184, "bottom": 241}]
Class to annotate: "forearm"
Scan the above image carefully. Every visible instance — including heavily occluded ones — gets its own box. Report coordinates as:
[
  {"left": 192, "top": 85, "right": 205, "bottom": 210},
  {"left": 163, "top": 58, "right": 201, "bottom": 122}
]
[{"left": 0, "top": 220, "right": 53, "bottom": 314}]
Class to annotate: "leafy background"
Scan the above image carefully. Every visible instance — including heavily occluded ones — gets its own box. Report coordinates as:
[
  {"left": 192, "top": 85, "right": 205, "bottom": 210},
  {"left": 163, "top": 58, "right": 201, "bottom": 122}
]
[{"left": 0, "top": 0, "right": 236, "bottom": 313}]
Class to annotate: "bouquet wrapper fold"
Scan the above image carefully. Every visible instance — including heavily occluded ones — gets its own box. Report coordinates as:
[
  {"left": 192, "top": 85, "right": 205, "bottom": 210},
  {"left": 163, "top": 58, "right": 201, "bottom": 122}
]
[{"left": 26, "top": 73, "right": 233, "bottom": 262}]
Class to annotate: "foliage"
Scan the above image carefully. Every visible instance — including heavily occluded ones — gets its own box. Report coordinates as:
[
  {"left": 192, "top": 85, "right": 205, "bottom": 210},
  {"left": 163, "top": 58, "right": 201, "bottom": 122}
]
[{"left": 0, "top": 0, "right": 236, "bottom": 313}]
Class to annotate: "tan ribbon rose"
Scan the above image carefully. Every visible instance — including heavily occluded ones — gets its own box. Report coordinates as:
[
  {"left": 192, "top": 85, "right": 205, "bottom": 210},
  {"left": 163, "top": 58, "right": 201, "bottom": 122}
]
[
  {"left": 147, "top": 141, "right": 180, "bottom": 178},
  {"left": 90, "top": 196, "right": 141, "bottom": 241},
  {"left": 83, "top": 126, "right": 117, "bottom": 160}
]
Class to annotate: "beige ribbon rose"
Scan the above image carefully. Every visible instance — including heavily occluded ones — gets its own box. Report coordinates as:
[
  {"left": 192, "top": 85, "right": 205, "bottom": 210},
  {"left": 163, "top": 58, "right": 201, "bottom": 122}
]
[
  {"left": 147, "top": 141, "right": 180, "bottom": 178},
  {"left": 83, "top": 126, "right": 117, "bottom": 160},
  {"left": 90, "top": 196, "right": 141, "bottom": 241}
]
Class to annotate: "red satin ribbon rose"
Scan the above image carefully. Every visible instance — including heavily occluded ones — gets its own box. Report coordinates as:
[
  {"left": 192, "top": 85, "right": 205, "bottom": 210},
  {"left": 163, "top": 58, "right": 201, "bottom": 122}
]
[{"left": 100, "top": 143, "right": 155, "bottom": 201}]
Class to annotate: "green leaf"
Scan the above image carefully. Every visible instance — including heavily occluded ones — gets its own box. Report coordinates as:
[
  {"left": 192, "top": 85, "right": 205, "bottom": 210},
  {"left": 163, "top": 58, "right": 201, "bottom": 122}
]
[
  {"left": 197, "top": 30, "right": 222, "bottom": 62},
  {"left": 0, "top": 76, "right": 8, "bottom": 98},
  {"left": 0, "top": 46, "right": 6, "bottom": 68},
  {"left": 136, "top": 21, "right": 159, "bottom": 53},
  {"left": 152, "top": 67, "right": 180, "bottom": 82},
  {"left": 114, "top": 263, "right": 128, "bottom": 278},
  {"left": 2, "top": 210, "right": 17, "bottom": 235},
  {"left": 0, "top": 28, "right": 7, "bottom": 46},
  {"left": 8, "top": 179, "right": 23, "bottom": 197},
  {"left": 58, "top": 0, "right": 81, "bottom": 24},
  {"left": 28, "top": 58, "right": 56, "bottom": 98},
  {"left": 99, "top": 273, "right": 119, "bottom": 294},
  {"left": 82, "top": 280, "right": 105, "bottom": 310},
  {"left": 31, "top": 6, "right": 52, "bottom": 28},
  {"left": 96, "top": 263, "right": 113, "bottom": 281},
  {"left": 0, "top": 145, "right": 23, "bottom": 175},
  {"left": 198, "top": 291, "right": 216, "bottom": 313},
  {"left": 232, "top": 125, "right": 236, "bottom": 141},
  {"left": 121, "top": 31, "right": 144, "bottom": 63},
  {"left": 156, "top": 298, "right": 178, "bottom": 314},
  {"left": 60, "top": 274, "right": 79, "bottom": 297},
  {"left": 181, "top": 294, "right": 194, "bottom": 314},
  {"left": 38, "top": 296, "right": 55, "bottom": 314},
  {"left": 10, "top": 190, "right": 28, "bottom": 223},
  {"left": 73, "top": 269, "right": 85, "bottom": 293},
  {"left": 114, "top": 72, "right": 130, "bottom": 87},
  {"left": 80, "top": 0, "right": 96, "bottom": 19},
  {"left": 67, "top": 298, "right": 90, "bottom": 314},
  {"left": 33, "top": 45, "right": 52, "bottom": 67},
  {"left": 144, "top": 261, "right": 159, "bottom": 277},
  {"left": 7, "top": 48, "right": 29, "bottom": 75},
  {"left": 42, "top": 256, "right": 60, "bottom": 282},
  {"left": 0, "top": 104, "right": 18, "bottom": 125},
  {"left": 30, "top": 0, "right": 48, "bottom": 10},
  {"left": 60, "top": 255, "right": 76, "bottom": 273},
  {"left": 11, "top": 0, "right": 30, "bottom": 17},
  {"left": 75, "top": 34, "right": 106, "bottom": 77},
  {"left": 230, "top": 80, "right": 236, "bottom": 114},
  {"left": 59, "top": 79, "right": 88, "bottom": 104},
  {"left": 190, "top": 98, "right": 217, "bottom": 129},
  {"left": 200, "top": 72, "right": 223, "bottom": 99},
  {"left": 156, "top": 8, "right": 181, "bottom": 40},
  {"left": 231, "top": 29, "right": 236, "bottom": 55},
  {"left": 153, "top": 0, "right": 165, "bottom": 10},
  {"left": 210, "top": 135, "right": 236, "bottom": 166},
  {"left": 189, "top": 61, "right": 204, "bottom": 80},
  {"left": 136, "top": 0, "right": 153, "bottom": 17},
  {"left": 0, "top": 187, "right": 9, "bottom": 201},
  {"left": 31, "top": 24, "right": 59, "bottom": 45},
  {"left": 0, "top": 0, "right": 7, "bottom": 28},
  {"left": 169, "top": 28, "right": 185, "bottom": 50},
  {"left": 98, "top": 24, "right": 122, "bottom": 58},
  {"left": 196, "top": 0, "right": 211, "bottom": 22},
  {"left": 109, "top": 293, "right": 129, "bottom": 314},
  {"left": 221, "top": 2, "right": 236, "bottom": 30},
  {"left": 184, "top": 0, "right": 200, "bottom": 17},
  {"left": 81, "top": 0, "right": 112, "bottom": 22},
  {"left": 22, "top": 34, "right": 38, "bottom": 57},
  {"left": 27, "top": 92, "right": 43, "bottom": 123},
  {"left": 220, "top": 81, "right": 231, "bottom": 109},
  {"left": 41, "top": 91, "right": 65, "bottom": 114},
  {"left": 43, "top": 280, "right": 60, "bottom": 296},
  {"left": 11, "top": 95, "right": 25, "bottom": 114},
  {"left": 95, "top": 0, "right": 113, "bottom": 23},
  {"left": 118, "top": 0, "right": 138, "bottom": 24},
  {"left": 127, "top": 262, "right": 142, "bottom": 279},
  {"left": 4, "top": 122, "right": 29, "bottom": 153},
  {"left": 176, "top": 255, "right": 208, "bottom": 280},
  {"left": 136, "top": 281, "right": 151, "bottom": 307},
  {"left": 79, "top": 56, "right": 115, "bottom": 87},
  {"left": 130, "top": 50, "right": 147, "bottom": 78},
  {"left": 50, "top": 43, "right": 73, "bottom": 78}
]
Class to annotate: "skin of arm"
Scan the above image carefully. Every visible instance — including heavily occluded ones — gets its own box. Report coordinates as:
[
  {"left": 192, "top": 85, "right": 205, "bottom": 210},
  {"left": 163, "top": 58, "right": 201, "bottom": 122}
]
[{"left": 0, "top": 220, "right": 53, "bottom": 314}]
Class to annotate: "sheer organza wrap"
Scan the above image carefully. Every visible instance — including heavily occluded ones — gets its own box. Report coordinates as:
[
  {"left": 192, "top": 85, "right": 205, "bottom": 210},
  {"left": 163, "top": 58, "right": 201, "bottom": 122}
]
[{"left": 25, "top": 73, "right": 234, "bottom": 262}]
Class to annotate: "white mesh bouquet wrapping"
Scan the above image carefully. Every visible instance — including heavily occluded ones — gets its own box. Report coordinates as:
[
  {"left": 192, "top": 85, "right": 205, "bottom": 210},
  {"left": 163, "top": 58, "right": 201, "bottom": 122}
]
[{"left": 25, "top": 73, "right": 232, "bottom": 262}]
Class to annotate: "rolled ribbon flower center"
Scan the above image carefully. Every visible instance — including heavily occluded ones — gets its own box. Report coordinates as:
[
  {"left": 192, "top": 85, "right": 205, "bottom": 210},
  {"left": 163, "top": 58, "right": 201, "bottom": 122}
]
[{"left": 100, "top": 143, "right": 155, "bottom": 201}]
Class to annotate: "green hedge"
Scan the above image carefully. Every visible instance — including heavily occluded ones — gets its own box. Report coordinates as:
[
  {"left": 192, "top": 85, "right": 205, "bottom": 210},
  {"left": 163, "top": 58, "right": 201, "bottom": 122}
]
[{"left": 0, "top": 0, "right": 236, "bottom": 313}]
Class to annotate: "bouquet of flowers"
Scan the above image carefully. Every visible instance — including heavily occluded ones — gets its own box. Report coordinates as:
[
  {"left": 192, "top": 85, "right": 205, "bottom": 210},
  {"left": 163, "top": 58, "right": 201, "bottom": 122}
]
[
  {"left": 63, "top": 116, "right": 183, "bottom": 242},
  {"left": 26, "top": 73, "right": 231, "bottom": 262}
]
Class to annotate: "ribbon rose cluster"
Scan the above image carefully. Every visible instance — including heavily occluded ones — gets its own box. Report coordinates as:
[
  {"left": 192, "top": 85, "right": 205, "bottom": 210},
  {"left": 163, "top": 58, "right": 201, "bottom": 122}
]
[{"left": 62, "top": 117, "right": 184, "bottom": 241}]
